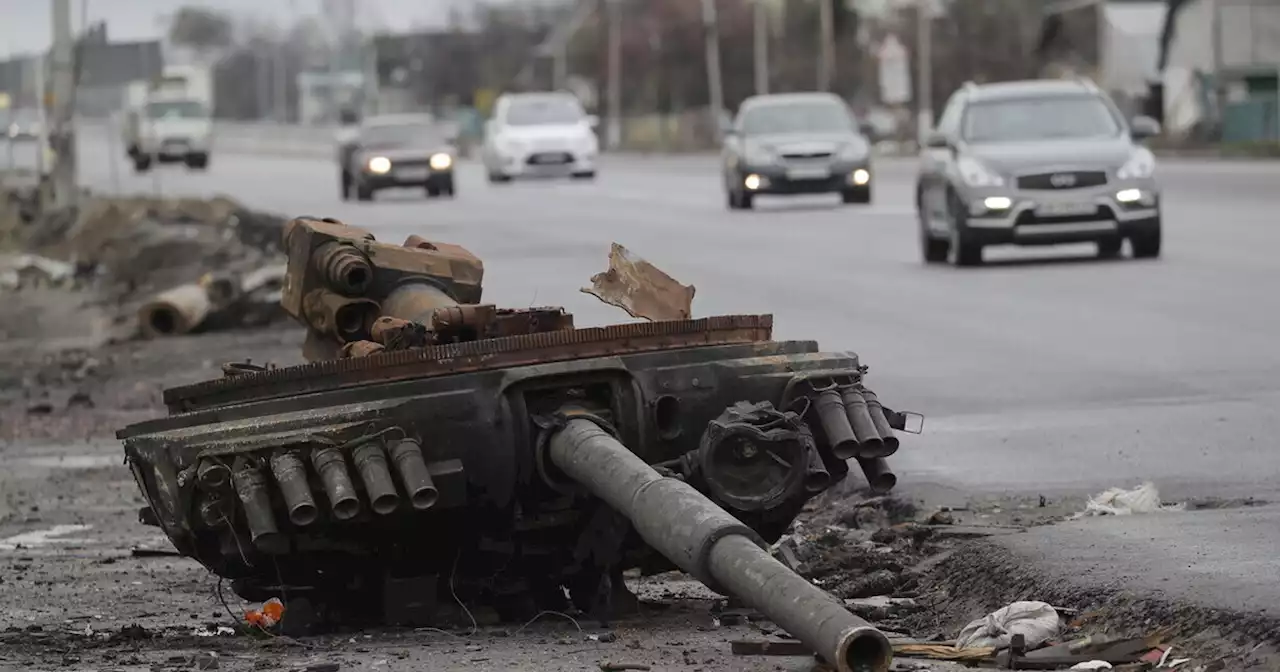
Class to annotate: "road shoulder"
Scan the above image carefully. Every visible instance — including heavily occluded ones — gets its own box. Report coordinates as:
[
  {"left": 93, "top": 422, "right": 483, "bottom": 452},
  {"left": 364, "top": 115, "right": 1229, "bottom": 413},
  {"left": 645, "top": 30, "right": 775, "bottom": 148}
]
[{"left": 914, "top": 507, "right": 1280, "bottom": 670}]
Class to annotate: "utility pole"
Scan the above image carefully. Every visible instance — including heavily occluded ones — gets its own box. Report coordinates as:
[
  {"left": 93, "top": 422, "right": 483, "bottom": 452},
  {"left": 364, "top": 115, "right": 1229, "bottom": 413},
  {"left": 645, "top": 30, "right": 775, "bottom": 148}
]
[
  {"left": 1210, "top": 0, "right": 1224, "bottom": 136},
  {"left": 275, "top": 42, "right": 289, "bottom": 122},
  {"left": 818, "top": 0, "right": 835, "bottom": 92},
  {"left": 33, "top": 57, "right": 47, "bottom": 177},
  {"left": 701, "top": 0, "right": 725, "bottom": 136},
  {"left": 49, "top": 0, "right": 78, "bottom": 209},
  {"left": 753, "top": 0, "right": 769, "bottom": 95},
  {"left": 553, "top": 49, "right": 568, "bottom": 91},
  {"left": 605, "top": 0, "right": 622, "bottom": 150},
  {"left": 915, "top": 0, "right": 934, "bottom": 142}
]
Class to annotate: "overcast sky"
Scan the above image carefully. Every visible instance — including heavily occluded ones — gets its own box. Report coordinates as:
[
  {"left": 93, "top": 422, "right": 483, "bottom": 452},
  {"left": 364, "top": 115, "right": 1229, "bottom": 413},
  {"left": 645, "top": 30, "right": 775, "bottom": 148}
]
[{"left": 0, "top": 0, "right": 494, "bottom": 58}]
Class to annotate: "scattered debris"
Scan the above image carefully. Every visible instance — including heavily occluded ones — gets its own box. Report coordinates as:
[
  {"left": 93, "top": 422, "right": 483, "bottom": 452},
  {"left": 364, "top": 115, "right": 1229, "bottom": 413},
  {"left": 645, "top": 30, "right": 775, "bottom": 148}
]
[
  {"left": 955, "top": 601, "right": 1060, "bottom": 650},
  {"left": 0, "top": 253, "right": 74, "bottom": 290},
  {"left": 581, "top": 242, "right": 696, "bottom": 321},
  {"left": 130, "top": 547, "right": 181, "bottom": 558},
  {"left": 1076, "top": 481, "right": 1185, "bottom": 518},
  {"left": 2, "top": 190, "right": 291, "bottom": 340},
  {"left": 245, "top": 598, "right": 286, "bottom": 629},
  {"left": 599, "top": 663, "right": 651, "bottom": 671}
]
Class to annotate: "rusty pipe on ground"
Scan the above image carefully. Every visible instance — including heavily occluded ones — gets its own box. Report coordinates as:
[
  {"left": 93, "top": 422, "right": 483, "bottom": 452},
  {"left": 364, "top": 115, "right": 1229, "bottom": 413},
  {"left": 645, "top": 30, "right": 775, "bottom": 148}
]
[
  {"left": 138, "top": 284, "right": 212, "bottom": 338},
  {"left": 547, "top": 416, "right": 892, "bottom": 672},
  {"left": 270, "top": 451, "right": 319, "bottom": 526},
  {"left": 311, "top": 446, "right": 360, "bottom": 520}
]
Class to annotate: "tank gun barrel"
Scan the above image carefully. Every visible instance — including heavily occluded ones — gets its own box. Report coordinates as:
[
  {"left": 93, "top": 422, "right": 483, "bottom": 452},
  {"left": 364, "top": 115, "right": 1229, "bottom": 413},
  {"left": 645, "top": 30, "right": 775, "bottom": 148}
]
[{"left": 546, "top": 414, "right": 893, "bottom": 672}]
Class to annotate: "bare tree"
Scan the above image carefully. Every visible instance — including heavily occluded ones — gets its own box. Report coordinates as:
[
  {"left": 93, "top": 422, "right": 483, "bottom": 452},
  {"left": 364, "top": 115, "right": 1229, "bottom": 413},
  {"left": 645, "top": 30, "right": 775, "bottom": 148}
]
[{"left": 166, "top": 6, "right": 235, "bottom": 55}]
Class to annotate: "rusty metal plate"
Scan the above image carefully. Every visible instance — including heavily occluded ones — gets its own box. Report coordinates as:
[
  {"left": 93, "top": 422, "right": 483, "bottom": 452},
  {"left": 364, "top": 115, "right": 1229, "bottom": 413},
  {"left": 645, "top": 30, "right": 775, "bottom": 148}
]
[{"left": 163, "top": 314, "right": 774, "bottom": 413}]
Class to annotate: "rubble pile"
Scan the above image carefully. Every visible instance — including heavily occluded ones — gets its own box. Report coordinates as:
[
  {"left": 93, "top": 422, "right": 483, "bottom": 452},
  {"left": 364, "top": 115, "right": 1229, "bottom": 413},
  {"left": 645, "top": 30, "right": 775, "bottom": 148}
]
[{"left": 0, "top": 189, "right": 290, "bottom": 340}]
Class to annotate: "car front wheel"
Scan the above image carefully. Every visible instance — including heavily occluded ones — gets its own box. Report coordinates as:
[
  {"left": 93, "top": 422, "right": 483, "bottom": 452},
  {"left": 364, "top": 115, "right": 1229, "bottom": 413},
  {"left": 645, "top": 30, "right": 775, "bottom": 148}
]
[
  {"left": 946, "top": 190, "right": 981, "bottom": 267},
  {"left": 841, "top": 186, "right": 871, "bottom": 204},
  {"left": 1131, "top": 227, "right": 1161, "bottom": 259}
]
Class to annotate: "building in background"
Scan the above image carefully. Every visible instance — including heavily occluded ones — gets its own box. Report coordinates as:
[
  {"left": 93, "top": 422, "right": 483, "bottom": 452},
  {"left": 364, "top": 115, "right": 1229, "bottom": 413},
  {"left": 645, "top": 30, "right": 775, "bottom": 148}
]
[
  {"left": 75, "top": 25, "right": 165, "bottom": 118},
  {"left": 1038, "top": 0, "right": 1280, "bottom": 142}
]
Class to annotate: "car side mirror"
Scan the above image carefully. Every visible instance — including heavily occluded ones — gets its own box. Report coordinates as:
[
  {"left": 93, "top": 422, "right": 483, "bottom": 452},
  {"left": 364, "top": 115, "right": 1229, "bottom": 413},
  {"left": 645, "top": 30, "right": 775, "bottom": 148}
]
[
  {"left": 586, "top": 114, "right": 600, "bottom": 129},
  {"left": 1130, "top": 115, "right": 1161, "bottom": 140},
  {"left": 923, "top": 131, "right": 951, "bottom": 149},
  {"left": 858, "top": 121, "right": 877, "bottom": 140}
]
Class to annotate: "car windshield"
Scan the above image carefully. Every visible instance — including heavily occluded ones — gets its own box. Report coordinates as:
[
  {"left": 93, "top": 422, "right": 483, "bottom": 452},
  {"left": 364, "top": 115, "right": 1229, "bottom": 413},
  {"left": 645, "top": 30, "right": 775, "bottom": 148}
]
[
  {"left": 962, "top": 95, "right": 1121, "bottom": 143},
  {"left": 739, "top": 101, "right": 854, "bottom": 135},
  {"left": 146, "top": 100, "right": 207, "bottom": 119},
  {"left": 505, "top": 97, "right": 584, "bottom": 126},
  {"left": 360, "top": 123, "right": 438, "bottom": 147}
]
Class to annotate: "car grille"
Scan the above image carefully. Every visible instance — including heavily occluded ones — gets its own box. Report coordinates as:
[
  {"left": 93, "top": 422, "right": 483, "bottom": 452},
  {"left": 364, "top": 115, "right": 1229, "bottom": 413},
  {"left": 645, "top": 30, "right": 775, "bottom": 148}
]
[
  {"left": 1016, "top": 205, "right": 1116, "bottom": 225},
  {"left": 527, "top": 152, "right": 573, "bottom": 166},
  {"left": 781, "top": 151, "right": 833, "bottom": 160},
  {"left": 390, "top": 158, "right": 430, "bottom": 168},
  {"left": 1016, "top": 171, "right": 1108, "bottom": 190}
]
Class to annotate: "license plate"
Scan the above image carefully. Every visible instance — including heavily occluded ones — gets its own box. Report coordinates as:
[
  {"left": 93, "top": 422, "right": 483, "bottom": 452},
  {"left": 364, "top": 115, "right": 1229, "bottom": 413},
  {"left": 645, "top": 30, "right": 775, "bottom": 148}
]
[
  {"left": 1035, "top": 202, "right": 1096, "bottom": 217},
  {"left": 786, "top": 166, "right": 830, "bottom": 180},
  {"left": 397, "top": 168, "right": 430, "bottom": 180},
  {"left": 531, "top": 153, "right": 570, "bottom": 165}
]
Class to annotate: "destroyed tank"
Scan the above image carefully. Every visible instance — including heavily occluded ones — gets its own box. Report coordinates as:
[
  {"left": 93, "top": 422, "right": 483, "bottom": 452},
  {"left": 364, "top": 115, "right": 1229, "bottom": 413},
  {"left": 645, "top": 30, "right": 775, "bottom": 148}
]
[{"left": 117, "top": 217, "right": 924, "bottom": 672}]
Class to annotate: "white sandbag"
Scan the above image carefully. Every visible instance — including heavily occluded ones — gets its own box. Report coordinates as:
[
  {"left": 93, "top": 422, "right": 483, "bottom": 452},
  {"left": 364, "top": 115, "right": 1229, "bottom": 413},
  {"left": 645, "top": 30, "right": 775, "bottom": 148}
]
[{"left": 955, "top": 600, "right": 1060, "bottom": 650}]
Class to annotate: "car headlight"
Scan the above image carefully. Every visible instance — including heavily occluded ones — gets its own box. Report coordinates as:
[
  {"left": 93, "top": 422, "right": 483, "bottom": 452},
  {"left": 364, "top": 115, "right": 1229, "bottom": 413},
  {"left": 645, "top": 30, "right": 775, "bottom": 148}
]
[
  {"left": 367, "top": 156, "right": 391, "bottom": 174},
  {"left": 1116, "top": 148, "right": 1155, "bottom": 179},
  {"left": 956, "top": 156, "right": 1005, "bottom": 187},
  {"left": 429, "top": 153, "right": 453, "bottom": 170}
]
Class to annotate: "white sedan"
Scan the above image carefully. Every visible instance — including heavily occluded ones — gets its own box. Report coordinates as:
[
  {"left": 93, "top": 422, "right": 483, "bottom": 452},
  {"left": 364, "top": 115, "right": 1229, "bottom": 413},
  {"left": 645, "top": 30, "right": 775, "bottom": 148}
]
[{"left": 481, "top": 92, "right": 599, "bottom": 182}]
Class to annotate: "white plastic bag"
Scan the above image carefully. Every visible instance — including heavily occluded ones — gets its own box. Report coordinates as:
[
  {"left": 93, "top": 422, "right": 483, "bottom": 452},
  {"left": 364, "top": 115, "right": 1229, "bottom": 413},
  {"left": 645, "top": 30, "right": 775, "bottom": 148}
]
[
  {"left": 1083, "top": 481, "right": 1175, "bottom": 516},
  {"left": 955, "top": 600, "right": 1060, "bottom": 650}
]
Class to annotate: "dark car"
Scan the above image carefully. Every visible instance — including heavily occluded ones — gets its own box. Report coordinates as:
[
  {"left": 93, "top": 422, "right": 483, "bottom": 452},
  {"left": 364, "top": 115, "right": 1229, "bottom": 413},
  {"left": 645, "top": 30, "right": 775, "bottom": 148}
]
[
  {"left": 721, "top": 92, "right": 875, "bottom": 210},
  {"left": 337, "top": 114, "right": 457, "bottom": 202},
  {"left": 916, "top": 78, "right": 1162, "bottom": 266}
]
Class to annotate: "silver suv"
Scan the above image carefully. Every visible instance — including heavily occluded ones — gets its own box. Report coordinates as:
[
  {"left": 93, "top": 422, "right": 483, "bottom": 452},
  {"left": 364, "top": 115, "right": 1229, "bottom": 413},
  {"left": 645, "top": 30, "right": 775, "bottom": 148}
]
[{"left": 915, "top": 79, "right": 1162, "bottom": 266}]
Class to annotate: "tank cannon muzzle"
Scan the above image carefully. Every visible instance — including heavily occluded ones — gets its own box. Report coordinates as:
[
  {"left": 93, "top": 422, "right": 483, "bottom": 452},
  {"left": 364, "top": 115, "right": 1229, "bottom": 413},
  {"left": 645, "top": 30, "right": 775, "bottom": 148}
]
[{"left": 546, "top": 414, "right": 893, "bottom": 672}]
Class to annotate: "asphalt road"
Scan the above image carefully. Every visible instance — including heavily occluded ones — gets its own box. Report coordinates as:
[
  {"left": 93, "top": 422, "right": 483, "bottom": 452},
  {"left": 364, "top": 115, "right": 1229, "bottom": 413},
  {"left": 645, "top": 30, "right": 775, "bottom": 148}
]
[{"left": 61, "top": 130, "right": 1280, "bottom": 616}]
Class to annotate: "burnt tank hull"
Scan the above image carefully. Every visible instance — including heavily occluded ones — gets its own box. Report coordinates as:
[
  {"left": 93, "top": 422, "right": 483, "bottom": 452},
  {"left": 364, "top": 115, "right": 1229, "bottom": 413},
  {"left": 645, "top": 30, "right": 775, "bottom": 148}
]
[{"left": 118, "top": 315, "right": 887, "bottom": 620}]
